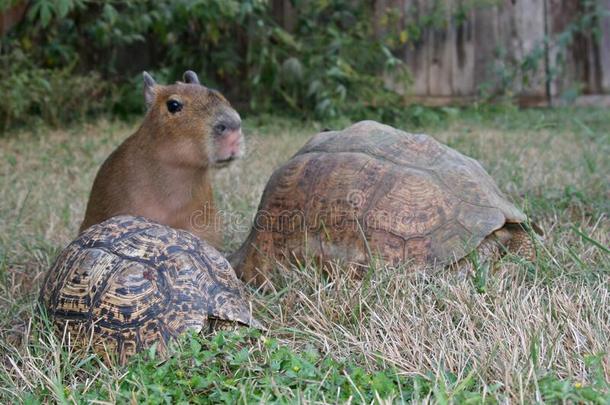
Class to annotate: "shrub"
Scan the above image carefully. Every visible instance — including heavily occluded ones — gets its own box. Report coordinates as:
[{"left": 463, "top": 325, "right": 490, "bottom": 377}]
[
  {"left": 0, "top": 48, "right": 106, "bottom": 129},
  {"left": 0, "top": 0, "right": 410, "bottom": 128}
]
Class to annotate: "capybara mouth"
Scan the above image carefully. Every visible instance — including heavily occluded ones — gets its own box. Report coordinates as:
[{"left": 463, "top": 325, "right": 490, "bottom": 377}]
[{"left": 214, "top": 156, "right": 237, "bottom": 167}]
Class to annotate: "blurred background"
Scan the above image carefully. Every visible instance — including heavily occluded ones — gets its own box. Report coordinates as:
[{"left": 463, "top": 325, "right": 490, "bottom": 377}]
[{"left": 0, "top": 0, "right": 609, "bottom": 130}]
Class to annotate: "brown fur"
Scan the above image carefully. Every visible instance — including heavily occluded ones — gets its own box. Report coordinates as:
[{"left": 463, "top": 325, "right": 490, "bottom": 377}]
[{"left": 80, "top": 72, "right": 243, "bottom": 248}]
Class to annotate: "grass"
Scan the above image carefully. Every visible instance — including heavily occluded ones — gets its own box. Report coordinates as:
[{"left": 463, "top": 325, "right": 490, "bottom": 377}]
[{"left": 0, "top": 107, "right": 609, "bottom": 403}]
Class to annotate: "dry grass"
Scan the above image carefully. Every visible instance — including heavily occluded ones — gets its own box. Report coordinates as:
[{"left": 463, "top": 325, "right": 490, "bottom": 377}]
[{"left": 0, "top": 108, "right": 608, "bottom": 402}]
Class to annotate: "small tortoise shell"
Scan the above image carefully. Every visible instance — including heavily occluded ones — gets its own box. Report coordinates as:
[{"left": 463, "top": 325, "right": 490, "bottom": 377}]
[{"left": 40, "top": 215, "right": 261, "bottom": 364}]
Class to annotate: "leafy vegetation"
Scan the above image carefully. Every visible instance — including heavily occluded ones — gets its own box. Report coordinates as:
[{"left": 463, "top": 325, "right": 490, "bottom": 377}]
[
  {"left": 3, "top": 0, "right": 605, "bottom": 131},
  {"left": 0, "top": 0, "right": 412, "bottom": 128},
  {"left": 14, "top": 327, "right": 607, "bottom": 403}
]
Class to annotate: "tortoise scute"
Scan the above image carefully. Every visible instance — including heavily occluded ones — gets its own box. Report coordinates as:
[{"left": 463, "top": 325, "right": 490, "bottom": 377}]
[
  {"left": 299, "top": 121, "right": 447, "bottom": 169},
  {"left": 41, "top": 215, "right": 260, "bottom": 364}
]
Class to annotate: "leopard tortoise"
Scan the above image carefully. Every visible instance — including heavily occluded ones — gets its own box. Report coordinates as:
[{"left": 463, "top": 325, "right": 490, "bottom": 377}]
[
  {"left": 40, "top": 215, "right": 261, "bottom": 364},
  {"left": 232, "top": 121, "right": 540, "bottom": 286}
]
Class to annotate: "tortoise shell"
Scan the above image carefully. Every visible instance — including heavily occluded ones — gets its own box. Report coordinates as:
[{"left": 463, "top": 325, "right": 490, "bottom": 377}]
[
  {"left": 233, "top": 121, "right": 530, "bottom": 285},
  {"left": 40, "top": 215, "right": 261, "bottom": 364}
]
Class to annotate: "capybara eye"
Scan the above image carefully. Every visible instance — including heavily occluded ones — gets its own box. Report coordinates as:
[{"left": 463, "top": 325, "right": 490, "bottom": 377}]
[{"left": 166, "top": 99, "right": 182, "bottom": 114}]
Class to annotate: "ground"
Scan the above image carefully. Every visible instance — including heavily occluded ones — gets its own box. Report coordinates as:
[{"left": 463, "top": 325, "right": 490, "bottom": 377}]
[{"left": 0, "top": 107, "right": 608, "bottom": 403}]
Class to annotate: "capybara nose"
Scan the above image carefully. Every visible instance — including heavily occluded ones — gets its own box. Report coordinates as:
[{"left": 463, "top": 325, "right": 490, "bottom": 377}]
[
  {"left": 215, "top": 128, "right": 244, "bottom": 163},
  {"left": 226, "top": 129, "right": 243, "bottom": 154},
  {"left": 213, "top": 109, "right": 244, "bottom": 163}
]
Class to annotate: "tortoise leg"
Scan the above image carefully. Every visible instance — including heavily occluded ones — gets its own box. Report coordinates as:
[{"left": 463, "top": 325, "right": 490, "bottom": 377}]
[
  {"left": 504, "top": 223, "right": 537, "bottom": 261},
  {"left": 455, "top": 230, "right": 508, "bottom": 275},
  {"left": 456, "top": 224, "right": 536, "bottom": 275}
]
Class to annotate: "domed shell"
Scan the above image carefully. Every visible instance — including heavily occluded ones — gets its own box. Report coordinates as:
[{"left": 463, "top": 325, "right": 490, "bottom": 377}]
[
  {"left": 233, "top": 121, "right": 527, "bottom": 284},
  {"left": 40, "top": 215, "right": 260, "bottom": 364}
]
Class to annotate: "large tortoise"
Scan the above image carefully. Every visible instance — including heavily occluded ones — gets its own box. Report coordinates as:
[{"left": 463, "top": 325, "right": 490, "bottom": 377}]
[
  {"left": 40, "top": 215, "right": 261, "bottom": 364},
  {"left": 232, "top": 121, "right": 539, "bottom": 286}
]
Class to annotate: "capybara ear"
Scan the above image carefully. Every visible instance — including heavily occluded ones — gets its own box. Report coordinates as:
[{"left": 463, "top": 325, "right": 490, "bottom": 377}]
[
  {"left": 142, "top": 71, "right": 157, "bottom": 109},
  {"left": 183, "top": 70, "right": 200, "bottom": 85}
]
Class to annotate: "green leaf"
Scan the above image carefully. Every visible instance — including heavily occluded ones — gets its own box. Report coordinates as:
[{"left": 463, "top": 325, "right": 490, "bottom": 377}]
[
  {"left": 38, "top": 1, "right": 53, "bottom": 27},
  {"left": 56, "top": 0, "right": 71, "bottom": 18}
]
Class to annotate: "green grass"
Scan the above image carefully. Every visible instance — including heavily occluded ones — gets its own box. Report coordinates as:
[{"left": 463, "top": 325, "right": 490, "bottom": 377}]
[
  {"left": 0, "top": 107, "right": 609, "bottom": 403},
  {"left": 21, "top": 328, "right": 605, "bottom": 404}
]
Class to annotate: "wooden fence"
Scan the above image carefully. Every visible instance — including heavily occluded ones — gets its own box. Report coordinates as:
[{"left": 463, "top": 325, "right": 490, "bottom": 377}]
[
  {"left": 278, "top": 0, "right": 610, "bottom": 106},
  {"left": 0, "top": 2, "right": 27, "bottom": 37}
]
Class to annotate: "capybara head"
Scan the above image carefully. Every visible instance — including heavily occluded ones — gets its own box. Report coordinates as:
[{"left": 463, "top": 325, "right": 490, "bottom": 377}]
[{"left": 142, "top": 70, "right": 244, "bottom": 168}]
